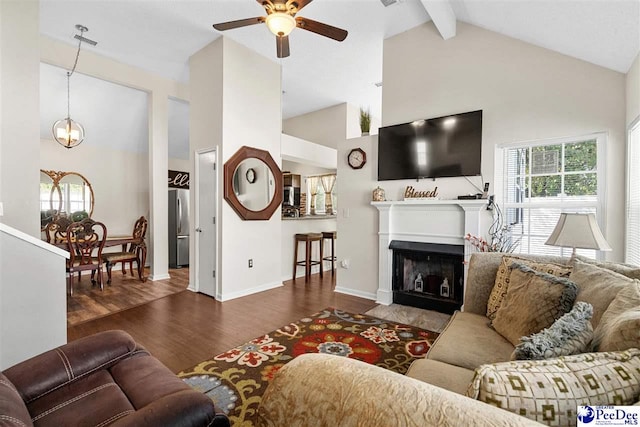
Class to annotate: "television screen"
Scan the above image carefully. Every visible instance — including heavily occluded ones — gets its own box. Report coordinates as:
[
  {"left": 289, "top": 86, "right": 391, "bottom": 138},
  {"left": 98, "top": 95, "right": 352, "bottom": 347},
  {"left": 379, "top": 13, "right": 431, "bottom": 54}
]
[{"left": 377, "top": 110, "right": 482, "bottom": 181}]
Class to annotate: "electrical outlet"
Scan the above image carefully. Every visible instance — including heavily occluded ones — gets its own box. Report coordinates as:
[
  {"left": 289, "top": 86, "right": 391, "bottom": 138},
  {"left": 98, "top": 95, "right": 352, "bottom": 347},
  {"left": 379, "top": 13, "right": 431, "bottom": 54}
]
[{"left": 248, "top": 259, "right": 253, "bottom": 268}]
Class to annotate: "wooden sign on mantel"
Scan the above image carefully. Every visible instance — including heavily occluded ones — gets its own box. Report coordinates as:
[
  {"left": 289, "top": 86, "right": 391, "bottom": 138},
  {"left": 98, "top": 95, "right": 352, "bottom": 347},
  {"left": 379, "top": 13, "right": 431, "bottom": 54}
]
[{"left": 404, "top": 186, "right": 438, "bottom": 199}]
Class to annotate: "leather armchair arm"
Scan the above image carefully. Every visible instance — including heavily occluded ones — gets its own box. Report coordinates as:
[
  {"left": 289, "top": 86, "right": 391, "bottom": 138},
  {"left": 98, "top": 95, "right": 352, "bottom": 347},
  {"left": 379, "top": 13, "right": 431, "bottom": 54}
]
[
  {"left": 2, "top": 330, "right": 144, "bottom": 403},
  {"left": 109, "top": 389, "right": 229, "bottom": 427}
]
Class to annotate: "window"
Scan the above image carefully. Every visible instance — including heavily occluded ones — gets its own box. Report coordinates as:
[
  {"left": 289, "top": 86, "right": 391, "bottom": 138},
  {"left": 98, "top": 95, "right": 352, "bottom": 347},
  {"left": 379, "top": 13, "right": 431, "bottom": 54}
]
[
  {"left": 627, "top": 119, "right": 640, "bottom": 265},
  {"left": 306, "top": 174, "right": 337, "bottom": 215},
  {"left": 498, "top": 133, "right": 605, "bottom": 258}
]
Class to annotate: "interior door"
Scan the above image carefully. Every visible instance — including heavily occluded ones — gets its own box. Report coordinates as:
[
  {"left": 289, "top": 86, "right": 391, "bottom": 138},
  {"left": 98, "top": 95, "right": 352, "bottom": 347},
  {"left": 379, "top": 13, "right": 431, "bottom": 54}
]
[{"left": 195, "top": 149, "right": 217, "bottom": 297}]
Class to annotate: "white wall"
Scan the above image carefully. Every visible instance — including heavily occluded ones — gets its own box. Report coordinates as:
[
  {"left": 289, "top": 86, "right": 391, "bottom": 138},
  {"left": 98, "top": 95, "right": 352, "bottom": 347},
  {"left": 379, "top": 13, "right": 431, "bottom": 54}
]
[
  {"left": 283, "top": 103, "right": 349, "bottom": 149},
  {"left": 281, "top": 134, "right": 337, "bottom": 169},
  {"left": 382, "top": 21, "right": 626, "bottom": 260},
  {"left": 190, "top": 37, "right": 283, "bottom": 301},
  {"left": 40, "top": 140, "right": 150, "bottom": 235},
  {"left": 1, "top": 224, "right": 67, "bottom": 369},
  {"left": 335, "top": 135, "right": 379, "bottom": 300},
  {"left": 628, "top": 54, "right": 640, "bottom": 127},
  {"left": 220, "top": 37, "right": 282, "bottom": 300},
  {"left": 0, "top": 0, "right": 41, "bottom": 237}
]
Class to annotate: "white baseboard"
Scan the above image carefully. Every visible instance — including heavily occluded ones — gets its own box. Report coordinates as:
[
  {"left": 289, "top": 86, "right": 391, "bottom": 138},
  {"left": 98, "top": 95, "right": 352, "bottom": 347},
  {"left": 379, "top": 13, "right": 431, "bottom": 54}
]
[
  {"left": 284, "top": 265, "right": 334, "bottom": 282},
  {"left": 218, "top": 280, "right": 283, "bottom": 302},
  {"left": 148, "top": 273, "right": 171, "bottom": 281},
  {"left": 334, "top": 286, "right": 377, "bottom": 301}
]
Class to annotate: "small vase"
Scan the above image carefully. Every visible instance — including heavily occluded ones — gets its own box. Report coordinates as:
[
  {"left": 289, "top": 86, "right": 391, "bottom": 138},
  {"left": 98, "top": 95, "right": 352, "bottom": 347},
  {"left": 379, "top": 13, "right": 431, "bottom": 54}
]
[{"left": 361, "top": 131, "right": 370, "bottom": 136}]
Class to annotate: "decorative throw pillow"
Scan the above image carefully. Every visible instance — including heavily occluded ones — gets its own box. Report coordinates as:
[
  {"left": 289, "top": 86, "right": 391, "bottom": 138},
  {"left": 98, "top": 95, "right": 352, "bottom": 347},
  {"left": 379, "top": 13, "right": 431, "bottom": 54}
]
[
  {"left": 466, "top": 349, "right": 640, "bottom": 426},
  {"left": 486, "top": 256, "right": 572, "bottom": 320},
  {"left": 593, "top": 280, "right": 640, "bottom": 352},
  {"left": 511, "top": 302, "right": 593, "bottom": 360},
  {"left": 570, "top": 260, "right": 635, "bottom": 328},
  {"left": 492, "top": 262, "right": 577, "bottom": 346}
]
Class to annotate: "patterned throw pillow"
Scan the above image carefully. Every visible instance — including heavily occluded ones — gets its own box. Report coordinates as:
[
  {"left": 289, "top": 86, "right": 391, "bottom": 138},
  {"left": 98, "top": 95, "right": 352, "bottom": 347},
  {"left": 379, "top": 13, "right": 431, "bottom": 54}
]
[
  {"left": 486, "top": 256, "right": 572, "bottom": 320},
  {"left": 492, "top": 262, "right": 577, "bottom": 346},
  {"left": 512, "top": 302, "right": 593, "bottom": 360},
  {"left": 593, "top": 280, "right": 640, "bottom": 352},
  {"left": 467, "top": 349, "right": 640, "bottom": 426}
]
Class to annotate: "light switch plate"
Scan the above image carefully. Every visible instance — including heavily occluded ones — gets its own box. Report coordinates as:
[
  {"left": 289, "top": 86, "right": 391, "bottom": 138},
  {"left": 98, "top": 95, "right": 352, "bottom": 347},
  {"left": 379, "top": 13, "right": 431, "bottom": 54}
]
[{"left": 0, "top": 202, "right": 3, "bottom": 216}]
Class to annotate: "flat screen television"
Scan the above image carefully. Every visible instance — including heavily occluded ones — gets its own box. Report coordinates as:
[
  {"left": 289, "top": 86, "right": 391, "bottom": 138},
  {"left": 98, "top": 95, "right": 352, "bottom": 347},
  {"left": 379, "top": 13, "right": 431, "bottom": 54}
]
[{"left": 377, "top": 110, "right": 482, "bottom": 181}]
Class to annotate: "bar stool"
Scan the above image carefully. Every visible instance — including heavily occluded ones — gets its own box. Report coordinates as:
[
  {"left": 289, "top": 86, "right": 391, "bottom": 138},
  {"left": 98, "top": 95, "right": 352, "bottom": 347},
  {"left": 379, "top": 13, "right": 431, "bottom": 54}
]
[
  {"left": 321, "top": 231, "right": 337, "bottom": 275},
  {"left": 293, "top": 233, "right": 323, "bottom": 282}
]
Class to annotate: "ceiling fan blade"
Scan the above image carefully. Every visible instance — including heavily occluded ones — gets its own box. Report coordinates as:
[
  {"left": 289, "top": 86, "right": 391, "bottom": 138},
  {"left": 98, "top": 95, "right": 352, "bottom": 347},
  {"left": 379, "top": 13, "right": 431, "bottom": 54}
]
[
  {"left": 276, "top": 35, "right": 290, "bottom": 58},
  {"left": 213, "top": 17, "right": 265, "bottom": 31},
  {"left": 295, "top": 17, "right": 348, "bottom": 42},
  {"left": 287, "top": 0, "right": 313, "bottom": 14}
]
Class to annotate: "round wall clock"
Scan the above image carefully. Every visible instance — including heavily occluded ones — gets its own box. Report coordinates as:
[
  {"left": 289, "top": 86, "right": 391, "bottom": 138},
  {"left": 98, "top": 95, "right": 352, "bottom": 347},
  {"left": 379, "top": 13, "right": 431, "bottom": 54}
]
[
  {"left": 246, "top": 168, "right": 256, "bottom": 183},
  {"left": 347, "top": 148, "right": 367, "bottom": 170}
]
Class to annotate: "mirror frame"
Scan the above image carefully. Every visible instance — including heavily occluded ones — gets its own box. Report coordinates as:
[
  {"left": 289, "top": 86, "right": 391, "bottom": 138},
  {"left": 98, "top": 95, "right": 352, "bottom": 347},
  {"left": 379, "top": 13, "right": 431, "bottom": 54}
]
[
  {"left": 224, "top": 146, "right": 283, "bottom": 221},
  {"left": 40, "top": 169, "right": 95, "bottom": 218}
]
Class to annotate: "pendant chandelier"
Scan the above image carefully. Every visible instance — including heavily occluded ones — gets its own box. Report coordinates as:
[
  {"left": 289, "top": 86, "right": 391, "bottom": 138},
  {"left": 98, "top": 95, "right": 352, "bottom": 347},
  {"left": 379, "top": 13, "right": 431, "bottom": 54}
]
[{"left": 52, "top": 25, "right": 96, "bottom": 149}]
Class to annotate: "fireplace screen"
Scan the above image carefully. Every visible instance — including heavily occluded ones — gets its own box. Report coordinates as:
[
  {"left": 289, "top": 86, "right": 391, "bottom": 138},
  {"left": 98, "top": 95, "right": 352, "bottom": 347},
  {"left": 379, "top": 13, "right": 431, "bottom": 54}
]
[{"left": 390, "top": 241, "right": 464, "bottom": 314}]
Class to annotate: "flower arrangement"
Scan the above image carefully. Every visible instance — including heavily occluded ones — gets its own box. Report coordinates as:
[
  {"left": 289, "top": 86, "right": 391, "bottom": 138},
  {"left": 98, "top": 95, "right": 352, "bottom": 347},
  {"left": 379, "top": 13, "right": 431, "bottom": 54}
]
[{"left": 465, "top": 201, "right": 520, "bottom": 253}]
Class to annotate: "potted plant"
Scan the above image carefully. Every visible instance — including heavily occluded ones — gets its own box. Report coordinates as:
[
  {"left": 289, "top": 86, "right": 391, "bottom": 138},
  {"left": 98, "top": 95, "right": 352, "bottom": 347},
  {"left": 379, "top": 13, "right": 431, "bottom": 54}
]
[{"left": 359, "top": 107, "right": 371, "bottom": 136}]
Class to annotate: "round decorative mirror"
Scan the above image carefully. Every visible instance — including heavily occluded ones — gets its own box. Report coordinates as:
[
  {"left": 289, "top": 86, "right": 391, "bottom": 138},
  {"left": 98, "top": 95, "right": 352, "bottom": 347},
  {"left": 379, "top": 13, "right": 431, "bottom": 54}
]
[
  {"left": 40, "top": 170, "right": 95, "bottom": 229},
  {"left": 224, "top": 146, "right": 282, "bottom": 220}
]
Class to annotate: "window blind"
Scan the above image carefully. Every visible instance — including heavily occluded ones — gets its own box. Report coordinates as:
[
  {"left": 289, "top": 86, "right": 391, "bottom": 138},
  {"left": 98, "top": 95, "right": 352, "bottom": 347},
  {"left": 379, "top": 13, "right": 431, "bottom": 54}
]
[{"left": 626, "top": 120, "right": 640, "bottom": 265}]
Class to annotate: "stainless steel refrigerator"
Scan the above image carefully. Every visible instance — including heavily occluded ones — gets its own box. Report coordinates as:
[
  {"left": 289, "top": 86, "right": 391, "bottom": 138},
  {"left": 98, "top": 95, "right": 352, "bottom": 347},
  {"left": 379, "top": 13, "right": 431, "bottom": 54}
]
[{"left": 168, "top": 189, "right": 189, "bottom": 268}]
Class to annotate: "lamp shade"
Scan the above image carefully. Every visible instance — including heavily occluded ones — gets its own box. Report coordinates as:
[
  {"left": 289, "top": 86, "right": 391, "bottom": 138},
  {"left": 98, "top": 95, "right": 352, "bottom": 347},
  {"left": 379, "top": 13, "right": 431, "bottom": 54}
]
[
  {"left": 265, "top": 12, "right": 296, "bottom": 36},
  {"left": 545, "top": 213, "right": 612, "bottom": 251}
]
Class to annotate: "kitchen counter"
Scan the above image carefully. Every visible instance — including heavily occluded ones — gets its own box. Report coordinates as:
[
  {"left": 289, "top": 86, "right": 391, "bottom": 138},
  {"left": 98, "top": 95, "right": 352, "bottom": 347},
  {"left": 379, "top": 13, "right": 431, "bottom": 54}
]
[{"left": 282, "top": 215, "right": 337, "bottom": 221}]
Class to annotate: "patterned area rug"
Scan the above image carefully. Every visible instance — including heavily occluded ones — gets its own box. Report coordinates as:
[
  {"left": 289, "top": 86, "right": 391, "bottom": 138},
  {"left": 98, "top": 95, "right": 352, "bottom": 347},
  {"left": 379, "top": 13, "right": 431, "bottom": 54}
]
[{"left": 179, "top": 307, "right": 440, "bottom": 426}]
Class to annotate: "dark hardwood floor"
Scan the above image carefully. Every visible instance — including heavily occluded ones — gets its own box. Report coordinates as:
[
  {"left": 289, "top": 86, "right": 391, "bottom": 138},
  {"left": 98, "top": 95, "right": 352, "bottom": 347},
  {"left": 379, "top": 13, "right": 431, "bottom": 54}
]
[
  {"left": 67, "top": 272, "right": 378, "bottom": 373},
  {"left": 67, "top": 267, "right": 188, "bottom": 326}
]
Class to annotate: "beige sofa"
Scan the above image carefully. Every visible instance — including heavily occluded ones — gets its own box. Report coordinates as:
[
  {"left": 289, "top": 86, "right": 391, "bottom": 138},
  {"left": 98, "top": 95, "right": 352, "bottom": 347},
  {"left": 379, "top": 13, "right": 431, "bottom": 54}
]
[{"left": 257, "top": 253, "right": 640, "bottom": 426}]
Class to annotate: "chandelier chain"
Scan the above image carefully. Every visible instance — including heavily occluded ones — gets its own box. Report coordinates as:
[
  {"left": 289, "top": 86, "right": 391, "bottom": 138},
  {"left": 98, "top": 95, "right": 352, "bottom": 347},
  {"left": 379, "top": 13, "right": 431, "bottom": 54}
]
[{"left": 65, "top": 27, "right": 85, "bottom": 120}]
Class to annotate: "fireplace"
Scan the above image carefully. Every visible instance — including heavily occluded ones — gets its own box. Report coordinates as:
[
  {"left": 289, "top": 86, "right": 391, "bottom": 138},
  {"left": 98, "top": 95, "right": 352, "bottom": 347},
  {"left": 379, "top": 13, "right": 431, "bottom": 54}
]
[
  {"left": 372, "top": 199, "right": 487, "bottom": 309},
  {"left": 391, "top": 241, "right": 464, "bottom": 314}
]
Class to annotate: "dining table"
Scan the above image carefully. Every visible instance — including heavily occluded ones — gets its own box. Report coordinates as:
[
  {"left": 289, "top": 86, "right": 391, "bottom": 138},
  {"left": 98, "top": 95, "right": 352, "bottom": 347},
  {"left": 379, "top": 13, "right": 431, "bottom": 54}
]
[{"left": 50, "top": 234, "right": 147, "bottom": 282}]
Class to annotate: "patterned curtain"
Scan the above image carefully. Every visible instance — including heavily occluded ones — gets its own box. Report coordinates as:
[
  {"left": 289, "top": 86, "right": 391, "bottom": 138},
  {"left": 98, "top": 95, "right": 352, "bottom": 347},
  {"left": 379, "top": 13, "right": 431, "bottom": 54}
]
[
  {"left": 321, "top": 174, "right": 337, "bottom": 215},
  {"left": 308, "top": 177, "right": 320, "bottom": 215}
]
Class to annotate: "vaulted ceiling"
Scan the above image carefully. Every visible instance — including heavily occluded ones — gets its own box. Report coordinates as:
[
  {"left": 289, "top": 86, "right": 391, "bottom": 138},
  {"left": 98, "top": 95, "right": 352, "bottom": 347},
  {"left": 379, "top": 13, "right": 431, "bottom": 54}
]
[{"left": 38, "top": 0, "right": 639, "bottom": 153}]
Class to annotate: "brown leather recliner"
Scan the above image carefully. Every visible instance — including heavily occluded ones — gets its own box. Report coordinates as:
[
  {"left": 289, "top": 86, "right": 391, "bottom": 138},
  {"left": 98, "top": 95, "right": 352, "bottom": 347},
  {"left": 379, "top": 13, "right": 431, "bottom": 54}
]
[{"left": 0, "top": 330, "right": 230, "bottom": 427}]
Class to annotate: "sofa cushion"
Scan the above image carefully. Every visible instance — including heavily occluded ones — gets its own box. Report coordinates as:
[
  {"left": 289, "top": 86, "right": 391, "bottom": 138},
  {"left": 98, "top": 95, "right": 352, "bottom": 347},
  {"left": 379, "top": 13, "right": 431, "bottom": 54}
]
[
  {"left": 467, "top": 349, "right": 640, "bottom": 426},
  {"left": 406, "top": 359, "right": 475, "bottom": 396},
  {"left": 486, "top": 256, "right": 572, "bottom": 320},
  {"left": 575, "top": 255, "right": 640, "bottom": 280},
  {"left": 427, "top": 311, "right": 514, "bottom": 370},
  {"left": 593, "top": 280, "right": 640, "bottom": 352},
  {"left": 512, "top": 302, "right": 593, "bottom": 360},
  {"left": 571, "top": 260, "right": 635, "bottom": 328},
  {"left": 492, "top": 263, "right": 577, "bottom": 346}
]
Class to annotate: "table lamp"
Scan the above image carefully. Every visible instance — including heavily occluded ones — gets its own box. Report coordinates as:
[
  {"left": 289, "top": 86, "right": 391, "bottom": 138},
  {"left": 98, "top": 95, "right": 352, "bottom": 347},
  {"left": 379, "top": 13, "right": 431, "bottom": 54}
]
[{"left": 545, "top": 213, "right": 612, "bottom": 259}]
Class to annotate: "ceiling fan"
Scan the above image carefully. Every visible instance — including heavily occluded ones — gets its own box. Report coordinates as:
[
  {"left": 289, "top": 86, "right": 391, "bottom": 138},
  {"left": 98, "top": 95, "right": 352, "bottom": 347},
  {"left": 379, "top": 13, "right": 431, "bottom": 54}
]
[{"left": 212, "top": 0, "right": 348, "bottom": 58}]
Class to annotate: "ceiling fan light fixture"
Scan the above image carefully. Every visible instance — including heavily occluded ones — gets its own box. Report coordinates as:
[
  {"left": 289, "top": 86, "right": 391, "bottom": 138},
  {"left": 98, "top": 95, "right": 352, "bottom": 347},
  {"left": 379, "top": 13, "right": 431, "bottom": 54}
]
[{"left": 266, "top": 12, "right": 296, "bottom": 37}]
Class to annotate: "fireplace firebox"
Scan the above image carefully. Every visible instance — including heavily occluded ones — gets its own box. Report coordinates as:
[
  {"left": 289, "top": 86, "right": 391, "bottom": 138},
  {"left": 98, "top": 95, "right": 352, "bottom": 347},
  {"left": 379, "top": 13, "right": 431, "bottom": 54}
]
[{"left": 390, "top": 240, "right": 464, "bottom": 314}]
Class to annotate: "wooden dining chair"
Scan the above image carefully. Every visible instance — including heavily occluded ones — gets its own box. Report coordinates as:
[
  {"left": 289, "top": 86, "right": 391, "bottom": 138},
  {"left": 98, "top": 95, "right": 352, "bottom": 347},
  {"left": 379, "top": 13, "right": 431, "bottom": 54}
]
[
  {"left": 66, "top": 218, "right": 107, "bottom": 296},
  {"left": 104, "top": 216, "right": 148, "bottom": 284},
  {"left": 44, "top": 216, "right": 72, "bottom": 244}
]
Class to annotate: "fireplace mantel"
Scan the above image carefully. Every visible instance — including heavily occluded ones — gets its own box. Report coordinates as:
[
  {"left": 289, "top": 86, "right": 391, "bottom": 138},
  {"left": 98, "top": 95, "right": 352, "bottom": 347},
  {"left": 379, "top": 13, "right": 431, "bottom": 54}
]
[{"left": 371, "top": 199, "right": 487, "bottom": 305}]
